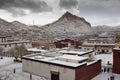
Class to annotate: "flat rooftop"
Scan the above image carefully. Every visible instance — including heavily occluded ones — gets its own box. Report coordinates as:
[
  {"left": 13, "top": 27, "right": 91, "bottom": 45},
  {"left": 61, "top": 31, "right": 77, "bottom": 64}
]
[
  {"left": 58, "top": 49, "right": 93, "bottom": 55},
  {"left": 0, "top": 40, "right": 31, "bottom": 45},
  {"left": 27, "top": 48, "right": 47, "bottom": 53},
  {"left": 23, "top": 51, "right": 98, "bottom": 68},
  {"left": 23, "top": 54, "right": 86, "bottom": 68},
  {"left": 58, "top": 55, "right": 88, "bottom": 61}
]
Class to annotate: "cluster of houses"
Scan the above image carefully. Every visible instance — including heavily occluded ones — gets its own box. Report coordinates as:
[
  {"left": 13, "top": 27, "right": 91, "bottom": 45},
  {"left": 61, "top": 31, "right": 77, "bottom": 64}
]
[
  {"left": 32, "top": 32, "right": 115, "bottom": 54},
  {"left": 1, "top": 34, "right": 120, "bottom": 80},
  {"left": 22, "top": 34, "right": 118, "bottom": 80},
  {"left": 22, "top": 36, "right": 120, "bottom": 80},
  {"left": 0, "top": 34, "right": 115, "bottom": 54},
  {"left": 83, "top": 32, "right": 115, "bottom": 54}
]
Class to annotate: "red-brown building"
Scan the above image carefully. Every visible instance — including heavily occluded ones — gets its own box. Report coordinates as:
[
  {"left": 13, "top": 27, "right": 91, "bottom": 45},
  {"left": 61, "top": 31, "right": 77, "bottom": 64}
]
[
  {"left": 75, "top": 60, "right": 101, "bottom": 80},
  {"left": 54, "top": 39, "right": 82, "bottom": 48},
  {"left": 113, "top": 48, "right": 120, "bottom": 74}
]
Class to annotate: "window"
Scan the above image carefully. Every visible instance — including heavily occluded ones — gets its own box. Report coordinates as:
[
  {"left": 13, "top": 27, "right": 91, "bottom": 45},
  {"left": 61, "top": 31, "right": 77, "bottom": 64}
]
[
  {"left": 9, "top": 44, "right": 11, "bottom": 47},
  {"left": 5, "top": 45, "right": 7, "bottom": 47},
  {"left": 15, "top": 43, "right": 17, "bottom": 46}
]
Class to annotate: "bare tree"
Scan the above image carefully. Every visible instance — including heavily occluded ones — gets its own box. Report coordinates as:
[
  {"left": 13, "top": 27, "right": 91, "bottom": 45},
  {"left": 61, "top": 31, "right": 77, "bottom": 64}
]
[
  {"left": 7, "top": 48, "right": 19, "bottom": 60},
  {"left": 7, "top": 44, "right": 27, "bottom": 60},
  {"left": 19, "top": 44, "right": 27, "bottom": 58}
]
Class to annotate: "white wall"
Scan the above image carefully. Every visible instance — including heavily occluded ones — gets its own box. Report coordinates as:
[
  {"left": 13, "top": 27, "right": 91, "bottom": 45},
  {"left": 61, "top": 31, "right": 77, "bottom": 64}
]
[
  {"left": 0, "top": 42, "right": 32, "bottom": 52},
  {"left": 22, "top": 59, "right": 75, "bottom": 80}
]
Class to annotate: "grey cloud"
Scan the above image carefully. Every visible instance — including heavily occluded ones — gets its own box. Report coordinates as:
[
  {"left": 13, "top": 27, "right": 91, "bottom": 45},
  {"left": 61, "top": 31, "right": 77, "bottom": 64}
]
[
  {"left": 77, "top": 0, "right": 120, "bottom": 17},
  {"left": 7, "top": 8, "right": 27, "bottom": 17},
  {"left": 59, "top": 0, "right": 120, "bottom": 17},
  {"left": 0, "top": 0, "right": 52, "bottom": 17},
  {"left": 59, "top": 0, "right": 78, "bottom": 9}
]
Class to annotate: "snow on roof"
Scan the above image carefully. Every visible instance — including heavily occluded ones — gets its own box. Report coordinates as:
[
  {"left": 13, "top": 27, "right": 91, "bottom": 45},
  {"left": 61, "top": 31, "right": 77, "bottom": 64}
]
[
  {"left": 23, "top": 53, "right": 88, "bottom": 68},
  {"left": 113, "top": 47, "right": 120, "bottom": 50},
  {"left": 27, "top": 56, "right": 86, "bottom": 67},
  {"left": 27, "top": 48, "right": 47, "bottom": 52},
  {"left": 59, "top": 50, "right": 92, "bottom": 55},
  {"left": 58, "top": 55, "right": 88, "bottom": 61},
  {"left": 87, "top": 60, "right": 98, "bottom": 66},
  {"left": 50, "top": 60, "right": 86, "bottom": 67},
  {"left": 34, "top": 56, "right": 43, "bottom": 59},
  {"left": 23, "top": 49, "right": 99, "bottom": 68}
]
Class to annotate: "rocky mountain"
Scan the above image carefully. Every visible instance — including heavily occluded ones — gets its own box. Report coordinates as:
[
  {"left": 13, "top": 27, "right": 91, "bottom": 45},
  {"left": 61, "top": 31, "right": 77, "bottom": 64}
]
[
  {"left": 40, "top": 12, "right": 92, "bottom": 41},
  {"left": 92, "top": 25, "right": 120, "bottom": 34},
  {"left": 0, "top": 18, "right": 38, "bottom": 38},
  {"left": 0, "top": 18, "right": 32, "bottom": 33},
  {"left": 11, "top": 21, "right": 32, "bottom": 30},
  {"left": 0, "top": 18, "right": 17, "bottom": 32},
  {"left": 92, "top": 25, "right": 112, "bottom": 33},
  {"left": 113, "top": 26, "right": 120, "bottom": 31}
]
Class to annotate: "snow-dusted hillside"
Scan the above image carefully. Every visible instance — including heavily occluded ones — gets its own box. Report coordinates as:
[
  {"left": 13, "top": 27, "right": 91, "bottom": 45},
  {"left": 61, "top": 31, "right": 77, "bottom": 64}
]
[
  {"left": 0, "top": 18, "right": 32, "bottom": 32},
  {"left": 11, "top": 21, "right": 32, "bottom": 30},
  {"left": 0, "top": 18, "right": 18, "bottom": 32},
  {"left": 40, "top": 12, "right": 92, "bottom": 40}
]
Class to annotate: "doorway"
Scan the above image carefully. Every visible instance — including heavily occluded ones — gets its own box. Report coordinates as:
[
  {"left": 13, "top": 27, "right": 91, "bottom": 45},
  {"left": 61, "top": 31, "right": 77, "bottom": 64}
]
[
  {"left": 102, "top": 49, "right": 105, "bottom": 53},
  {"left": 51, "top": 71, "right": 59, "bottom": 80}
]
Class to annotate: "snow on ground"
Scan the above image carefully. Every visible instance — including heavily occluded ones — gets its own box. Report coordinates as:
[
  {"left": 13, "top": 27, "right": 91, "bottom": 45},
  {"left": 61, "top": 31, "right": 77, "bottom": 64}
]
[
  {"left": 0, "top": 57, "right": 14, "bottom": 66},
  {"left": 0, "top": 57, "right": 45, "bottom": 80},
  {"left": 94, "top": 54, "right": 113, "bottom": 67},
  {"left": 92, "top": 54, "right": 120, "bottom": 80},
  {"left": 92, "top": 73, "right": 120, "bottom": 80}
]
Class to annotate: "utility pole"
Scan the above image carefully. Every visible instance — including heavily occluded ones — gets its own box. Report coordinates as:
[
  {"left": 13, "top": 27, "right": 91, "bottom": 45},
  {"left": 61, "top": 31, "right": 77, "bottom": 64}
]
[{"left": 33, "top": 20, "right": 35, "bottom": 25}]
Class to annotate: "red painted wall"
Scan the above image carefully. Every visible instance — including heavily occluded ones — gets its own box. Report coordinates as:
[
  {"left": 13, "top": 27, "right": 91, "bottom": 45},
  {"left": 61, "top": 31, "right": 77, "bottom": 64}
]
[
  {"left": 87, "top": 60, "right": 101, "bottom": 79},
  {"left": 113, "top": 49, "right": 120, "bottom": 74},
  {"left": 32, "top": 42, "right": 40, "bottom": 48},
  {"left": 75, "top": 60, "right": 101, "bottom": 80},
  {"left": 75, "top": 64, "right": 89, "bottom": 80},
  {"left": 54, "top": 39, "right": 82, "bottom": 48}
]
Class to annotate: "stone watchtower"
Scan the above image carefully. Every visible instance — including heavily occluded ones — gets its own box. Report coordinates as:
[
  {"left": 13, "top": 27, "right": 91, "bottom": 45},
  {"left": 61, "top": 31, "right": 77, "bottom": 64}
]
[{"left": 113, "top": 48, "right": 120, "bottom": 74}]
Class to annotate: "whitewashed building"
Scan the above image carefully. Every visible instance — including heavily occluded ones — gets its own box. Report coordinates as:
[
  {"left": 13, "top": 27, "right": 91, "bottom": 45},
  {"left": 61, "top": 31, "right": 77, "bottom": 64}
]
[
  {"left": 22, "top": 51, "right": 101, "bottom": 80},
  {"left": 82, "top": 33, "right": 115, "bottom": 53},
  {"left": 0, "top": 36, "right": 32, "bottom": 52}
]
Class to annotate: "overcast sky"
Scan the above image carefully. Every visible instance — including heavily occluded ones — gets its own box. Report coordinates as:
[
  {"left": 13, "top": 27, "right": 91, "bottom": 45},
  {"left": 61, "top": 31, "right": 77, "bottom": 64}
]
[{"left": 0, "top": 0, "right": 120, "bottom": 26}]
